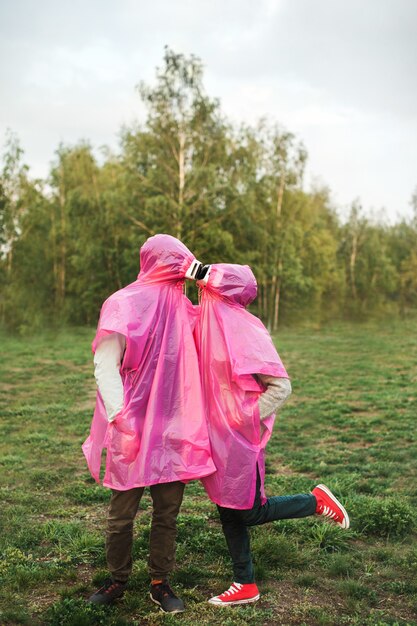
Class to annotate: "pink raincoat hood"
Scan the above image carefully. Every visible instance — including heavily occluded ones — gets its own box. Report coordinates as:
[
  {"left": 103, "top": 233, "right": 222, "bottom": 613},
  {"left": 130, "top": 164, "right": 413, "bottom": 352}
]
[
  {"left": 196, "top": 263, "right": 288, "bottom": 509},
  {"left": 206, "top": 263, "right": 257, "bottom": 307},
  {"left": 83, "top": 234, "right": 215, "bottom": 490},
  {"left": 137, "top": 234, "right": 195, "bottom": 285}
]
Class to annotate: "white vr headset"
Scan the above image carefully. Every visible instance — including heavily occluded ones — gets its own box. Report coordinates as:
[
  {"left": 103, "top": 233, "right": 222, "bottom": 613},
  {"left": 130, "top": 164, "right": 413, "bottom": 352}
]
[{"left": 185, "top": 260, "right": 212, "bottom": 284}]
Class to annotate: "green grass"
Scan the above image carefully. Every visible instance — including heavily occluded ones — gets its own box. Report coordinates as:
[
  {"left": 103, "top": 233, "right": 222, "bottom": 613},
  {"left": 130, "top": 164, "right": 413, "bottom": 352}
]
[{"left": 0, "top": 320, "right": 417, "bottom": 625}]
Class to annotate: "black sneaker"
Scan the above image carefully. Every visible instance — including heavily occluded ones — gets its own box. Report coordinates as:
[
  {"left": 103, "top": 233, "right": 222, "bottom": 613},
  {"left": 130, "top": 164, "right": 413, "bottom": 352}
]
[
  {"left": 149, "top": 581, "right": 185, "bottom": 613},
  {"left": 87, "top": 577, "right": 128, "bottom": 605}
]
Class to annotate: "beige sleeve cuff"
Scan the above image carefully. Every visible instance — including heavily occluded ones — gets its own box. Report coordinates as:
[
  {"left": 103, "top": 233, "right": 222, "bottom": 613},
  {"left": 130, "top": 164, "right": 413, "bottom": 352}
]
[{"left": 256, "top": 375, "right": 292, "bottom": 420}]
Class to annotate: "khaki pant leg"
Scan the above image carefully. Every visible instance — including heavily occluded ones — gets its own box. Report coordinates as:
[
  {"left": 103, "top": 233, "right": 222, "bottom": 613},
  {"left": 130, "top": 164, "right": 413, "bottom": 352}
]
[
  {"left": 148, "top": 481, "right": 185, "bottom": 579},
  {"left": 106, "top": 487, "right": 144, "bottom": 582}
]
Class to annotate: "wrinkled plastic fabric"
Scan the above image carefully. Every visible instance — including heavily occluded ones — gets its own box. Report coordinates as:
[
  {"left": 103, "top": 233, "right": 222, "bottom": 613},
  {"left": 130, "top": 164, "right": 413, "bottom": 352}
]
[
  {"left": 196, "top": 263, "right": 289, "bottom": 509},
  {"left": 82, "top": 234, "right": 216, "bottom": 490}
]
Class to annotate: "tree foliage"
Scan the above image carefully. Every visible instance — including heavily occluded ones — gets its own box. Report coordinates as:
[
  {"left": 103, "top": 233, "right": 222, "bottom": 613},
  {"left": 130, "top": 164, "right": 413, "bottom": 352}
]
[{"left": 1, "top": 48, "right": 416, "bottom": 333}]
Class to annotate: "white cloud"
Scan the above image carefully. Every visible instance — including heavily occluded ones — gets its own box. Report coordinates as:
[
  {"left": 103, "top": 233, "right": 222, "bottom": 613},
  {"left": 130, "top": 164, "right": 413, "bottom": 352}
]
[
  {"left": 27, "top": 41, "right": 129, "bottom": 90},
  {"left": 0, "top": 0, "right": 416, "bottom": 219}
]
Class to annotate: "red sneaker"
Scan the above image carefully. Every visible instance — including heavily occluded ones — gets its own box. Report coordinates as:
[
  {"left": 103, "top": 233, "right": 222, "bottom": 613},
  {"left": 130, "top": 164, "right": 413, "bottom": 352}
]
[
  {"left": 208, "top": 582, "right": 260, "bottom": 605},
  {"left": 312, "top": 484, "right": 350, "bottom": 529}
]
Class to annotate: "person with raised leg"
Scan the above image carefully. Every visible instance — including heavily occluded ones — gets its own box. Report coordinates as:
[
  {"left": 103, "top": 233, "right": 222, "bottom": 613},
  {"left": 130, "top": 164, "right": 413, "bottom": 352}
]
[{"left": 194, "top": 263, "right": 349, "bottom": 606}]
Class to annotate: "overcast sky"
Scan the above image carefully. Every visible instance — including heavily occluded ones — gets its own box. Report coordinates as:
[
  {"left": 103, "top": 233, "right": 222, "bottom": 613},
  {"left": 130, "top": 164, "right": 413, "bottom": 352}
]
[{"left": 1, "top": 0, "right": 416, "bottom": 221}]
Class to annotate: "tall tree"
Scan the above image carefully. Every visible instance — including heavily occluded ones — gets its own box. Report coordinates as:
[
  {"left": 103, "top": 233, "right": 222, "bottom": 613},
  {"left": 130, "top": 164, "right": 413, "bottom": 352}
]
[
  {"left": 121, "top": 47, "right": 234, "bottom": 260},
  {"left": 0, "top": 131, "right": 28, "bottom": 276},
  {"left": 251, "top": 123, "right": 307, "bottom": 330}
]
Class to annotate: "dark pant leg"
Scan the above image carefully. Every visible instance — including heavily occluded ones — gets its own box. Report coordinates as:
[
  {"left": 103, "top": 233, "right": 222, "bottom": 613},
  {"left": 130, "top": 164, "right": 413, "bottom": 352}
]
[
  {"left": 106, "top": 487, "right": 144, "bottom": 582},
  {"left": 148, "top": 481, "right": 185, "bottom": 580},
  {"left": 240, "top": 470, "right": 316, "bottom": 527},
  {"left": 217, "top": 505, "right": 255, "bottom": 584},
  {"left": 217, "top": 470, "right": 317, "bottom": 584}
]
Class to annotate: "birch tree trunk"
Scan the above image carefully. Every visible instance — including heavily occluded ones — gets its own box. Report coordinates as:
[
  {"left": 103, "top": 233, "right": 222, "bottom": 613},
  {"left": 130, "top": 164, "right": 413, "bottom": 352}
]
[
  {"left": 269, "top": 173, "right": 286, "bottom": 331},
  {"left": 58, "top": 167, "right": 66, "bottom": 310},
  {"left": 177, "top": 130, "right": 186, "bottom": 240},
  {"left": 350, "top": 230, "right": 358, "bottom": 300}
]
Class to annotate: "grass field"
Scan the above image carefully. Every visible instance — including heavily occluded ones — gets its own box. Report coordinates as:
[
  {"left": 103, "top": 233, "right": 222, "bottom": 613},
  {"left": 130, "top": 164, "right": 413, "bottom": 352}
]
[{"left": 1, "top": 320, "right": 417, "bottom": 626}]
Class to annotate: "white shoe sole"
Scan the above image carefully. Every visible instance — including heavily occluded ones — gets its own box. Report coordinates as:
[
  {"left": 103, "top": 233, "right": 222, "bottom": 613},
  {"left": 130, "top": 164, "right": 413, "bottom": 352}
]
[
  {"left": 208, "top": 594, "right": 260, "bottom": 605},
  {"left": 149, "top": 593, "right": 185, "bottom": 613},
  {"left": 316, "top": 483, "right": 350, "bottom": 529}
]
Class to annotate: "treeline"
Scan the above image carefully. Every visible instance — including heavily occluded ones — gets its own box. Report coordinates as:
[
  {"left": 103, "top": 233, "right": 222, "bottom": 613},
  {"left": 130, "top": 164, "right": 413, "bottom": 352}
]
[{"left": 1, "top": 49, "right": 416, "bottom": 334}]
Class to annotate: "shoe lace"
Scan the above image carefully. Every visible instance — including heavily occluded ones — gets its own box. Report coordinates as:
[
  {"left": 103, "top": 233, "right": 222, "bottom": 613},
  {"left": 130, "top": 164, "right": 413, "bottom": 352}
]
[
  {"left": 318, "top": 503, "right": 338, "bottom": 520},
  {"left": 155, "top": 582, "right": 177, "bottom": 599},
  {"left": 220, "top": 582, "right": 243, "bottom": 598},
  {"left": 101, "top": 578, "right": 123, "bottom": 594}
]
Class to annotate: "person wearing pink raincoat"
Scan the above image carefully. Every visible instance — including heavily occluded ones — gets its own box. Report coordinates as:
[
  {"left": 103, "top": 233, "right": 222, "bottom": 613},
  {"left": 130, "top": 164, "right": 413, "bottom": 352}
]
[
  {"left": 195, "top": 263, "right": 350, "bottom": 606},
  {"left": 83, "top": 234, "right": 215, "bottom": 613}
]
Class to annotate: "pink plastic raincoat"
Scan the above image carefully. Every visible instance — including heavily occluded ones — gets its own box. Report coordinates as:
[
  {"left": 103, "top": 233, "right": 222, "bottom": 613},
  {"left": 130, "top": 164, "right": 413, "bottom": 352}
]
[
  {"left": 82, "top": 234, "right": 216, "bottom": 490},
  {"left": 196, "top": 263, "right": 289, "bottom": 509}
]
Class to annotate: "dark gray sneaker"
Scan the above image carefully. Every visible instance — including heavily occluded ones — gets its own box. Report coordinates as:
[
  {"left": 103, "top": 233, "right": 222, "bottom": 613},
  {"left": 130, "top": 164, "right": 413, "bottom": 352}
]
[
  {"left": 149, "top": 581, "right": 185, "bottom": 613},
  {"left": 87, "top": 577, "right": 128, "bottom": 605}
]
